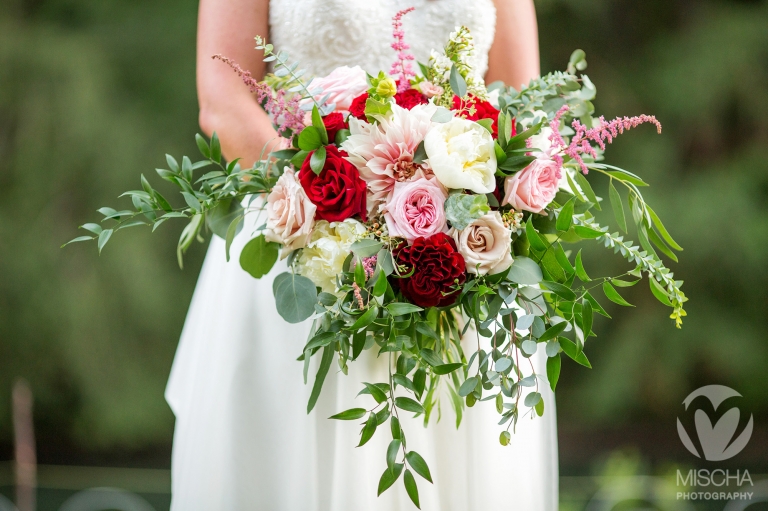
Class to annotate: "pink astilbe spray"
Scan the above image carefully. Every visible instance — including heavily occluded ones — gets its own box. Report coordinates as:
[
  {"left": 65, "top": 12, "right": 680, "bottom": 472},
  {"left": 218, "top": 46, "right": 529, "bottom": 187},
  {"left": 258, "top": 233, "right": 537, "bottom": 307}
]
[
  {"left": 390, "top": 7, "right": 416, "bottom": 93},
  {"left": 362, "top": 255, "right": 377, "bottom": 279},
  {"left": 549, "top": 105, "right": 662, "bottom": 174},
  {"left": 212, "top": 54, "right": 305, "bottom": 136}
]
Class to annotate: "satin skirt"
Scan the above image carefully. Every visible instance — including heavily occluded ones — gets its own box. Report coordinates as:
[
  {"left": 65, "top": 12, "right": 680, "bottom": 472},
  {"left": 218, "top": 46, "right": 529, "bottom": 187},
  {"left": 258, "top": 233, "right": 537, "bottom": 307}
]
[{"left": 165, "top": 214, "right": 559, "bottom": 511}]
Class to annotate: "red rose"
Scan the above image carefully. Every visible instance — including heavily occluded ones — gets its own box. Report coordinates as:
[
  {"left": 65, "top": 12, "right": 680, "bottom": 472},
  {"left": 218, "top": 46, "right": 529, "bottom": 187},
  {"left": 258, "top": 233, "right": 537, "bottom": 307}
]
[
  {"left": 299, "top": 145, "right": 367, "bottom": 222},
  {"left": 452, "top": 94, "right": 512, "bottom": 139},
  {"left": 349, "top": 92, "right": 369, "bottom": 120},
  {"left": 394, "top": 233, "right": 466, "bottom": 308},
  {"left": 394, "top": 88, "right": 428, "bottom": 110},
  {"left": 322, "top": 112, "right": 348, "bottom": 143}
]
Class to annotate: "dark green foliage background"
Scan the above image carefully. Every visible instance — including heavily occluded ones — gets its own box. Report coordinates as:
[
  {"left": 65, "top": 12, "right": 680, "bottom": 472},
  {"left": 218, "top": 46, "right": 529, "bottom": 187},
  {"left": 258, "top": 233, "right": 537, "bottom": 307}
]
[{"left": 1, "top": 0, "right": 766, "bottom": 468}]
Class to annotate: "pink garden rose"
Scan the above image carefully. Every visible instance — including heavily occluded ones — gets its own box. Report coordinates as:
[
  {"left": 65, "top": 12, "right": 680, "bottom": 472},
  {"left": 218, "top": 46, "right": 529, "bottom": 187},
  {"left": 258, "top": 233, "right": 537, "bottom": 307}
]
[
  {"left": 264, "top": 168, "right": 316, "bottom": 255},
  {"left": 384, "top": 177, "right": 448, "bottom": 243},
  {"left": 306, "top": 66, "right": 369, "bottom": 112},
  {"left": 502, "top": 158, "right": 561, "bottom": 214}
]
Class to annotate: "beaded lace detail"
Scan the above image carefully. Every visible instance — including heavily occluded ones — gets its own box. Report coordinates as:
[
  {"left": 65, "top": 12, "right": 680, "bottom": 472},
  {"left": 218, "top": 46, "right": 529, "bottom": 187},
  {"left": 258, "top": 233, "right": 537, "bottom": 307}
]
[{"left": 269, "top": 0, "right": 496, "bottom": 79}]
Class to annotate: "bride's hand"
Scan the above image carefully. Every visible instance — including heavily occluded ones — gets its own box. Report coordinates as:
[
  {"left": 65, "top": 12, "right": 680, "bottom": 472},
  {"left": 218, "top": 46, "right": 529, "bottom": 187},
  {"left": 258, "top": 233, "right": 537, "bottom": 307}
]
[{"left": 197, "top": 0, "right": 277, "bottom": 168}]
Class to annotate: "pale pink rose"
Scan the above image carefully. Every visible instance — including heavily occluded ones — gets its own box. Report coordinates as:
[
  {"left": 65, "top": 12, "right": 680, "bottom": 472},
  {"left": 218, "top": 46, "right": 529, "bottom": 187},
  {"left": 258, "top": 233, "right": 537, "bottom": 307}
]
[
  {"left": 384, "top": 177, "right": 448, "bottom": 243},
  {"left": 450, "top": 212, "right": 513, "bottom": 275},
  {"left": 418, "top": 81, "right": 444, "bottom": 99},
  {"left": 502, "top": 158, "right": 560, "bottom": 214},
  {"left": 264, "top": 168, "right": 316, "bottom": 255},
  {"left": 306, "top": 66, "right": 368, "bottom": 111}
]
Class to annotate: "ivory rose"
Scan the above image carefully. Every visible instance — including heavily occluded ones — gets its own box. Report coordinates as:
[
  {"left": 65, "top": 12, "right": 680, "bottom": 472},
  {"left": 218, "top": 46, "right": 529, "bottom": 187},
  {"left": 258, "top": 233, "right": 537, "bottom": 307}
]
[
  {"left": 450, "top": 212, "right": 513, "bottom": 275},
  {"left": 502, "top": 158, "right": 560, "bottom": 214},
  {"left": 297, "top": 219, "right": 366, "bottom": 293},
  {"left": 384, "top": 177, "right": 448, "bottom": 243},
  {"left": 306, "top": 66, "right": 369, "bottom": 111},
  {"left": 424, "top": 117, "right": 497, "bottom": 194},
  {"left": 264, "top": 168, "right": 316, "bottom": 255}
]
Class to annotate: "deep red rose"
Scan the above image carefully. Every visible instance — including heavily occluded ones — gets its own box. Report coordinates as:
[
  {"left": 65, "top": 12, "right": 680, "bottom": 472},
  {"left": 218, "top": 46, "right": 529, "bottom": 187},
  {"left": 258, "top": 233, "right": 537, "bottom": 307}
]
[
  {"left": 322, "top": 112, "right": 348, "bottom": 143},
  {"left": 452, "top": 94, "right": 512, "bottom": 139},
  {"left": 394, "top": 88, "right": 428, "bottom": 110},
  {"left": 349, "top": 92, "right": 369, "bottom": 120},
  {"left": 394, "top": 233, "right": 466, "bottom": 308},
  {"left": 299, "top": 145, "right": 367, "bottom": 222}
]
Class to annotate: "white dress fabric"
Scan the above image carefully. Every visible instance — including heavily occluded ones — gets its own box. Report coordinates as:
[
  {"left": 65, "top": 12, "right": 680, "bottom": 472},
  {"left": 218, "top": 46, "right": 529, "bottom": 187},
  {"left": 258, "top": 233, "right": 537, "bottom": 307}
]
[{"left": 165, "top": 1, "right": 559, "bottom": 510}]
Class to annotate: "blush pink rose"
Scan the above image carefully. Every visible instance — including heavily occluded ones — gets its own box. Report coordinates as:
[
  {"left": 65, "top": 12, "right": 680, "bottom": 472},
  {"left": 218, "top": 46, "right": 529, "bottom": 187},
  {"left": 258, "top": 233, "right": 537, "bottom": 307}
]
[
  {"left": 305, "top": 66, "right": 369, "bottom": 112},
  {"left": 502, "top": 158, "right": 561, "bottom": 214},
  {"left": 384, "top": 177, "right": 448, "bottom": 243},
  {"left": 264, "top": 168, "right": 316, "bottom": 256}
]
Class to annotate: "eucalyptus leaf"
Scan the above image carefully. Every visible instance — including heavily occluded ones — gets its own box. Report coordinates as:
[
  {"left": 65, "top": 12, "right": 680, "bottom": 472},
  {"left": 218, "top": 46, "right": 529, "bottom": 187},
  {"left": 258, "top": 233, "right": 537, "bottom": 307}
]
[
  {"left": 273, "top": 272, "right": 318, "bottom": 323},
  {"left": 444, "top": 193, "right": 490, "bottom": 230}
]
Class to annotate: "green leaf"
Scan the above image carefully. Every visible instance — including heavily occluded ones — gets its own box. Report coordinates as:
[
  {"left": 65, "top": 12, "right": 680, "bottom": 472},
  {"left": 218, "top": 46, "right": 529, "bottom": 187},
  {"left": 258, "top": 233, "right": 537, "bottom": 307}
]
[
  {"left": 393, "top": 374, "right": 416, "bottom": 393},
  {"left": 540, "top": 281, "right": 577, "bottom": 301},
  {"left": 444, "top": 193, "right": 490, "bottom": 230},
  {"left": 206, "top": 198, "right": 244, "bottom": 239},
  {"left": 500, "top": 431, "right": 511, "bottom": 446},
  {"left": 387, "top": 440, "right": 401, "bottom": 471},
  {"left": 476, "top": 118, "right": 494, "bottom": 135},
  {"left": 351, "top": 239, "right": 383, "bottom": 258},
  {"left": 310, "top": 146, "right": 327, "bottom": 175},
  {"left": 373, "top": 272, "right": 388, "bottom": 297},
  {"left": 419, "top": 349, "right": 444, "bottom": 367},
  {"left": 195, "top": 134, "right": 211, "bottom": 158},
  {"left": 573, "top": 225, "right": 604, "bottom": 239},
  {"left": 430, "top": 107, "right": 453, "bottom": 123},
  {"left": 224, "top": 215, "right": 242, "bottom": 262},
  {"left": 506, "top": 121, "right": 542, "bottom": 150},
  {"left": 602, "top": 281, "right": 634, "bottom": 307},
  {"left": 311, "top": 105, "right": 328, "bottom": 145},
  {"left": 395, "top": 396, "right": 425, "bottom": 414},
  {"left": 335, "top": 129, "right": 351, "bottom": 146},
  {"left": 290, "top": 150, "right": 310, "bottom": 169},
  {"left": 358, "top": 414, "right": 378, "bottom": 447},
  {"left": 363, "top": 382, "right": 388, "bottom": 404},
  {"left": 608, "top": 180, "right": 627, "bottom": 233},
  {"left": 413, "top": 368, "right": 426, "bottom": 398},
  {"left": 405, "top": 451, "right": 433, "bottom": 483},
  {"left": 498, "top": 155, "right": 536, "bottom": 173},
  {"left": 449, "top": 64, "right": 467, "bottom": 98},
  {"left": 459, "top": 376, "right": 478, "bottom": 397},
  {"left": 307, "top": 344, "right": 334, "bottom": 413},
  {"left": 365, "top": 97, "right": 393, "bottom": 120},
  {"left": 391, "top": 416, "right": 402, "bottom": 440},
  {"left": 649, "top": 278, "right": 673, "bottom": 307},
  {"left": 574, "top": 172, "right": 600, "bottom": 210},
  {"left": 165, "top": 154, "right": 180, "bottom": 173},
  {"left": 524, "top": 392, "right": 542, "bottom": 407},
  {"left": 538, "top": 322, "right": 567, "bottom": 344},
  {"left": 61, "top": 235, "right": 94, "bottom": 248},
  {"left": 303, "top": 331, "right": 335, "bottom": 352},
  {"left": 351, "top": 305, "right": 379, "bottom": 331},
  {"left": 559, "top": 337, "right": 592, "bottom": 368},
  {"left": 507, "top": 256, "right": 543, "bottom": 285},
  {"left": 377, "top": 463, "right": 404, "bottom": 496},
  {"left": 547, "top": 355, "right": 561, "bottom": 391},
  {"left": 582, "top": 299, "right": 593, "bottom": 338},
  {"left": 432, "top": 363, "right": 463, "bottom": 375},
  {"left": 329, "top": 408, "right": 367, "bottom": 420},
  {"left": 182, "top": 192, "right": 201, "bottom": 212},
  {"left": 81, "top": 223, "right": 103, "bottom": 235},
  {"left": 556, "top": 198, "right": 576, "bottom": 232},
  {"left": 210, "top": 132, "right": 221, "bottom": 163},
  {"left": 240, "top": 235, "right": 279, "bottom": 279},
  {"left": 386, "top": 303, "right": 423, "bottom": 316},
  {"left": 273, "top": 272, "right": 318, "bottom": 323},
  {"left": 648, "top": 226, "right": 679, "bottom": 262},
  {"left": 413, "top": 140, "right": 427, "bottom": 164},
  {"left": 525, "top": 218, "right": 548, "bottom": 251},
  {"left": 298, "top": 126, "right": 323, "bottom": 151},
  {"left": 646, "top": 204, "right": 682, "bottom": 251},
  {"left": 97, "top": 229, "right": 113, "bottom": 254},
  {"left": 575, "top": 250, "right": 591, "bottom": 281},
  {"left": 403, "top": 469, "right": 421, "bottom": 508}
]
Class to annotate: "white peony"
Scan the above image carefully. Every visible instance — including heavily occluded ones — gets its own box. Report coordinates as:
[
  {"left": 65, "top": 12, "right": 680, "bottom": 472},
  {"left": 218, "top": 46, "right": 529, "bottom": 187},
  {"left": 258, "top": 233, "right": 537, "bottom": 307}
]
[
  {"left": 297, "top": 219, "right": 366, "bottom": 293},
  {"left": 424, "top": 117, "right": 497, "bottom": 193}
]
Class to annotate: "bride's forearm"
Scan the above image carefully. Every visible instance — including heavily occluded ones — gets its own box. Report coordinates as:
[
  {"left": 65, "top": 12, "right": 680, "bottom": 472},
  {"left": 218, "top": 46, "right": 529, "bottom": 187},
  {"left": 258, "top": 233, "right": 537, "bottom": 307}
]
[{"left": 486, "top": 0, "right": 541, "bottom": 87}]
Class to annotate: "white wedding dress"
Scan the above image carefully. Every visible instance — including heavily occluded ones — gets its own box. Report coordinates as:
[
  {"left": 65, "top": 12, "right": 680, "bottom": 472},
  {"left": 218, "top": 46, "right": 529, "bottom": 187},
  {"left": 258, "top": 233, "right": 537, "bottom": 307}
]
[{"left": 165, "top": 1, "right": 559, "bottom": 509}]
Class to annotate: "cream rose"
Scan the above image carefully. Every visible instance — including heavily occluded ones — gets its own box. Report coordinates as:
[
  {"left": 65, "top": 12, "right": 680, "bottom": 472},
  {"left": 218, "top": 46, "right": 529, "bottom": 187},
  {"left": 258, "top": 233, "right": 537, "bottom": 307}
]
[
  {"left": 297, "top": 219, "right": 366, "bottom": 293},
  {"left": 424, "top": 117, "right": 497, "bottom": 194},
  {"left": 450, "top": 212, "right": 513, "bottom": 275},
  {"left": 502, "top": 158, "right": 560, "bottom": 214},
  {"left": 264, "top": 169, "right": 316, "bottom": 256}
]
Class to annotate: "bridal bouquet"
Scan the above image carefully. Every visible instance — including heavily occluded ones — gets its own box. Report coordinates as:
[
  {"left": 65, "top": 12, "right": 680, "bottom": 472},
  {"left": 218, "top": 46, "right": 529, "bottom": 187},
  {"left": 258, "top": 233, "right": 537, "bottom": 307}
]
[{"left": 67, "top": 8, "right": 686, "bottom": 507}]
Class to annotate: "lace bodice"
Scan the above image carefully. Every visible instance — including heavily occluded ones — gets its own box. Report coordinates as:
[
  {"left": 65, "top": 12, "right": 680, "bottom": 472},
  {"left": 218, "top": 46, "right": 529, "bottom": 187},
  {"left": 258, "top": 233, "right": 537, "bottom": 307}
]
[{"left": 269, "top": 0, "right": 497, "bottom": 79}]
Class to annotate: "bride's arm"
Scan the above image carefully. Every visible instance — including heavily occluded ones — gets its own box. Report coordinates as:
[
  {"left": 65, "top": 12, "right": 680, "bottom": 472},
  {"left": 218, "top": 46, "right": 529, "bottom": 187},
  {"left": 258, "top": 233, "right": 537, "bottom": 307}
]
[
  {"left": 197, "top": 0, "right": 278, "bottom": 167},
  {"left": 486, "top": 0, "right": 541, "bottom": 87}
]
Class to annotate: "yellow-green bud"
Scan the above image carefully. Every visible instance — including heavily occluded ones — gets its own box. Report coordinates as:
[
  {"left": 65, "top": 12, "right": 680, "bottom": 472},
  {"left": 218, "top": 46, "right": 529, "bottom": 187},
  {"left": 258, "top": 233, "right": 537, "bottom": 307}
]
[{"left": 376, "top": 78, "right": 397, "bottom": 98}]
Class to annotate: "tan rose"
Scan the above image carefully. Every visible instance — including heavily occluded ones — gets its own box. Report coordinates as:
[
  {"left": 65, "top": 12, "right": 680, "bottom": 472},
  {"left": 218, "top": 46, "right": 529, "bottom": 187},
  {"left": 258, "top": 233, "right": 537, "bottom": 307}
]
[
  {"left": 450, "top": 211, "right": 513, "bottom": 275},
  {"left": 264, "top": 168, "right": 316, "bottom": 256}
]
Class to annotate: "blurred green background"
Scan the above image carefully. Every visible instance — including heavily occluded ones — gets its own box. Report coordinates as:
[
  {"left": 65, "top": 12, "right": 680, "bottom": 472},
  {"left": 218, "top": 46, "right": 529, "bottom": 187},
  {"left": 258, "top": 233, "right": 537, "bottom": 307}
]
[{"left": 1, "top": 0, "right": 767, "bottom": 508}]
